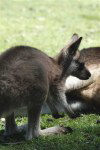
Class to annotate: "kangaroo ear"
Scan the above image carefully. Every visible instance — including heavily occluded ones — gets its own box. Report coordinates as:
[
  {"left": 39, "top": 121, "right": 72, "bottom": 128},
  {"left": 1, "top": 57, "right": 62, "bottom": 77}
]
[
  {"left": 63, "top": 33, "right": 82, "bottom": 56},
  {"left": 55, "top": 34, "right": 82, "bottom": 65}
]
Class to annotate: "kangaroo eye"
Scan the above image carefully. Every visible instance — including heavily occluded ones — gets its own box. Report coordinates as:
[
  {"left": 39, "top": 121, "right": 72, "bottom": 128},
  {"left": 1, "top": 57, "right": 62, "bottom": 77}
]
[
  {"left": 79, "top": 62, "right": 84, "bottom": 70},
  {"left": 74, "top": 60, "right": 85, "bottom": 70}
]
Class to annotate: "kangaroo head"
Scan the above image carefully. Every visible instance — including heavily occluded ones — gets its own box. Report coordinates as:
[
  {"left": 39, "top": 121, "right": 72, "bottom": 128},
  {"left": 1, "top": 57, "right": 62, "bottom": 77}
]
[
  {"left": 56, "top": 34, "right": 91, "bottom": 80},
  {"left": 55, "top": 33, "right": 91, "bottom": 80}
]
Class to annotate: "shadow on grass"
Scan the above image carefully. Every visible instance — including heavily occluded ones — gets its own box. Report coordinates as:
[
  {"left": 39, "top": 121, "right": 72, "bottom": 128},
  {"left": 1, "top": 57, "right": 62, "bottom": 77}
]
[
  {"left": 0, "top": 130, "right": 25, "bottom": 145},
  {"left": 0, "top": 125, "right": 99, "bottom": 150}
]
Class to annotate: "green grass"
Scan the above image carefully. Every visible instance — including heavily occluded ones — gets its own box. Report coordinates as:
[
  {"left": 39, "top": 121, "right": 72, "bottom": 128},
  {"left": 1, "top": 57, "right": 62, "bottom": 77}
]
[
  {"left": 0, "top": 114, "right": 100, "bottom": 150},
  {"left": 0, "top": 0, "right": 100, "bottom": 149},
  {"left": 0, "top": 0, "right": 100, "bottom": 55}
]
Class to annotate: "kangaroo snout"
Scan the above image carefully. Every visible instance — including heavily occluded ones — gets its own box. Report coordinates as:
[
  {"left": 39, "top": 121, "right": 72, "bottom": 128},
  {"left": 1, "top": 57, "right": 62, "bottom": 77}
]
[{"left": 79, "top": 69, "right": 91, "bottom": 80}]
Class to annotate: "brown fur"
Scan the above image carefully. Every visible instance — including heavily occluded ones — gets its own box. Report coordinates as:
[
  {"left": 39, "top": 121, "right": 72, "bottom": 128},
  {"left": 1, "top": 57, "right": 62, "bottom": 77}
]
[
  {"left": 66, "top": 47, "right": 100, "bottom": 115},
  {"left": 0, "top": 34, "right": 90, "bottom": 140},
  {"left": 50, "top": 47, "right": 100, "bottom": 118}
]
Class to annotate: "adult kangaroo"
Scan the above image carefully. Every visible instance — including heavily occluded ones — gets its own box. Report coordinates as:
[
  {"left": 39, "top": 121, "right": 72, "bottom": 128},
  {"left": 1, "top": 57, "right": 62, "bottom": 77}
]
[
  {"left": 50, "top": 47, "right": 100, "bottom": 118},
  {"left": 65, "top": 47, "right": 100, "bottom": 115},
  {"left": 0, "top": 34, "right": 90, "bottom": 140}
]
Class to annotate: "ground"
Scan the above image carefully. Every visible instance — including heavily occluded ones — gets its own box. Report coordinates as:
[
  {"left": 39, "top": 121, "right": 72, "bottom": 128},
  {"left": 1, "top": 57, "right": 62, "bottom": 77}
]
[{"left": 0, "top": 0, "right": 100, "bottom": 149}]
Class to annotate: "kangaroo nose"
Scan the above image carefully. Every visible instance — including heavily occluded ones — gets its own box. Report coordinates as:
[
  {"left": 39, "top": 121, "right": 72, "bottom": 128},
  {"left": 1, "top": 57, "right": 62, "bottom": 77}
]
[{"left": 87, "top": 71, "right": 91, "bottom": 79}]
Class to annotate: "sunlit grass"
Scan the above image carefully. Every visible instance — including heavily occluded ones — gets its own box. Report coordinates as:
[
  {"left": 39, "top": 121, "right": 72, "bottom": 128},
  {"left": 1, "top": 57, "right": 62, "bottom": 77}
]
[{"left": 0, "top": 0, "right": 100, "bottom": 56}]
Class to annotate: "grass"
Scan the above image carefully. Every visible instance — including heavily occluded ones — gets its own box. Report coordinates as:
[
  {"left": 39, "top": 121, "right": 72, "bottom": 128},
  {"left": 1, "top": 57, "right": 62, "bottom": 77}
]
[
  {"left": 0, "top": 114, "right": 100, "bottom": 150},
  {"left": 0, "top": 0, "right": 100, "bottom": 149},
  {"left": 0, "top": 0, "right": 100, "bottom": 55}
]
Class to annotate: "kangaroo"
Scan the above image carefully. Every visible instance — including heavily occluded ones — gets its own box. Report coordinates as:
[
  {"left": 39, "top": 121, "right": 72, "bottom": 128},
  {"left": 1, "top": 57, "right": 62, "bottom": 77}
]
[
  {"left": 65, "top": 47, "right": 100, "bottom": 115},
  {"left": 50, "top": 47, "right": 100, "bottom": 118},
  {"left": 0, "top": 34, "right": 90, "bottom": 140}
]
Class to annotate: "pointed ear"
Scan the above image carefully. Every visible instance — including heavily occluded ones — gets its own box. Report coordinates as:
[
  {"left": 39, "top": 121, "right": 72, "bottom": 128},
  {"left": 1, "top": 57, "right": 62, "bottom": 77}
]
[
  {"left": 63, "top": 33, "right": 82, "bottom": 56},
  {"left": 55, "top": 34, "right": 82, "bottom": 65}
]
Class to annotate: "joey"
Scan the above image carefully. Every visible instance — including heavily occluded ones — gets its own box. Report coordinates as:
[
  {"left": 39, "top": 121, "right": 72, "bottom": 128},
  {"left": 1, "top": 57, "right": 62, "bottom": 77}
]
[{"left": 0, "top": 34, "right": 90, "bottom": 140}]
